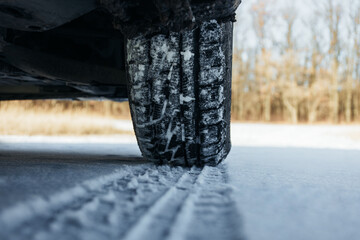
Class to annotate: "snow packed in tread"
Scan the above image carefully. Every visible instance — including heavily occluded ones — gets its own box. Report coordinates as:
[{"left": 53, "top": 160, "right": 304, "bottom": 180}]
[{"left": 127, "top": 19, "right": 232, "bottom": 166}]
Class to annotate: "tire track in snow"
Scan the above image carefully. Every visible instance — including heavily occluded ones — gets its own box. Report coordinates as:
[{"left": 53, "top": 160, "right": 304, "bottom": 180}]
[
  {"left": 0, "top": 164, "right": 242, "bottom": 240},
  {"left": 122, "top": 164, "right": 243, "bottom": 240},
  {"left": 167, "top": 164, "right": 244, "bottom": 240},
  {"left": 122, "top": 167, "right": 202, "bottom": 240},
  {"left": 0, "top": 164, "right": 186, "bottom": 240}
]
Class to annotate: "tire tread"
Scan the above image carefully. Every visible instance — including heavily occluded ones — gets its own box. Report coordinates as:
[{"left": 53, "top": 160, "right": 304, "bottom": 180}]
[{"left": 127, "top": 19, "right": 232, "bottom": 166}]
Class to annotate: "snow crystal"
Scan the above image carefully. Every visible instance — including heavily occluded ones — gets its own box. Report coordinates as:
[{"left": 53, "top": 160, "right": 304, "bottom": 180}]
[
  {"left": 210, "top": 19, "right": 218, "bottom": 24},
  {"left": 153, "top": 94, "right": 161, "bottom": 104},
  {"left": 180, "top": 94, "right": 195, "bottom": 104},
  {"left": 219, "top": 85, "right": 224, "bottom": 101},
  {"left": 159, "top": 42, "right": 176, "bottom": 62},
  {"left": 181, "top": 123, "right": 185, "bottom": 142},
  {"left": 138, "top": 64, "right": 145, "bottom": 71},
  {"left": 167, "top": 64, "right": 174, "bottom": 80},
  {"left": 133, "top": 90, "right": 143, "bottom": 101},
  {"left": 181, "top": 49, "right": 194, "bottom": 61}
]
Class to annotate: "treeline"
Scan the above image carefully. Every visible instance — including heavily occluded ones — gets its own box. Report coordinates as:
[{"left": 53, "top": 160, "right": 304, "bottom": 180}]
[{"left": 231, "top": 0, "right": 360, "bottom": 123}]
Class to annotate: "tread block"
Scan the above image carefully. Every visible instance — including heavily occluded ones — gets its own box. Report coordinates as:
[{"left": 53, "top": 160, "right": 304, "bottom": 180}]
[
  {"left": 132, "top": 104, "right": 151, "bottom": 125},
  {"left": 130, "top": 82, "right": 151, "bottom": 104},
  {"left": 200, "top": 20, "right": 223, "bottom": 44},
  {"left": 151, "top": 74, "right": 167, "bottom": 104},
  {"left": 200, "top": 125, "right": 220, "bottom": 145},
  {"left": 128, "top": 64, "right": 148, "bottom": 85},
  {"left": 199, "top": 44, "right": 225, "bottom": 68},
  {"left": 200, "top": 144, "right": 222, "bottom": 157},
  {"left": 199, "top": 67, "right": 224, "bottom": 86},
  {"left": 199, "top": 85, "right": 224, "bottom": 110},
  {"left": 200, "top": 108, "right": 224, "bottom": 126},
  {"left": 127, "top": 36, "right": 149, "bottom": 64}
]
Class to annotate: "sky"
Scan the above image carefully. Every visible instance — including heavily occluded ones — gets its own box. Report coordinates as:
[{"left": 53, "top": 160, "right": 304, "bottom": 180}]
[{"left": 233, "top": 0, "right": 355, "bottom": 53}]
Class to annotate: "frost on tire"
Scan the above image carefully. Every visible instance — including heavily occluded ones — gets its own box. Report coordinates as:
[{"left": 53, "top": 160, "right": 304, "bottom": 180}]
[{"left": 127, "top": 19, "right": 232, "bottom": 166}]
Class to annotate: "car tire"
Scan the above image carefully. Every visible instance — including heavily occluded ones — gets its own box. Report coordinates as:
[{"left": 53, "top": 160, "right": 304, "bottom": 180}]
[{"left": 126, "top": 19, "right": 233, "bottom": 166}]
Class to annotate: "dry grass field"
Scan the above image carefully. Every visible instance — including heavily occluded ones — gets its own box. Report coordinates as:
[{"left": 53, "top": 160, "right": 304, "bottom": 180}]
[{"left": 0, "top": 100, "right": 133, "bottom": 136}]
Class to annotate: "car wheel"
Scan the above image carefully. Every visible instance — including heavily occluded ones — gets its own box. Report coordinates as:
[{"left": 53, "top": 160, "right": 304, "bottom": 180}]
[{"left": 126, "top": 19, "right": 232, "bottom": 166}]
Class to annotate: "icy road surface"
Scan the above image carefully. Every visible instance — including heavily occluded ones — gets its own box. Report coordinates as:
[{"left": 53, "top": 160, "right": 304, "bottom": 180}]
[{"left": 1, "top": 123, "right": 360, "bottom": 240}]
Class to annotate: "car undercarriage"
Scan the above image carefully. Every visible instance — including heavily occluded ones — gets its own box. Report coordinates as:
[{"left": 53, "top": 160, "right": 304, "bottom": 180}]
[{"left": 0, "top": 0, "right": 241, "bottom": 166}]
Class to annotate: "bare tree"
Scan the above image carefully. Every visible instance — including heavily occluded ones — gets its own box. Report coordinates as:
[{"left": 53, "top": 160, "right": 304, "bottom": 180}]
[
  {"left": 350, "top": 3, "right": 360, "bottom": 121},
  {"left": 278, "top": 6, "right": 303, "bottom": 123},
  {"left": 232, "top": 49, "right": 245, "bottom": 120},
  {"left": 324, "top": 0, "right": 342, "bottom": 123},
  {"left": 306, "top": 16, "right": 325, "bottom": 123},
  {"left": 251, "top": 0, "right": 273, "bottom": 121},
  {"left": 228, "top": 0, "right": 358, "bottom": 123}
]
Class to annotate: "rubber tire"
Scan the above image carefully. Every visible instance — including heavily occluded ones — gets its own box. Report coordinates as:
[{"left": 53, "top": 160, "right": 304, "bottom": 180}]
[{"left": 126, "top": 19, "right": 232, "bottom": 166}]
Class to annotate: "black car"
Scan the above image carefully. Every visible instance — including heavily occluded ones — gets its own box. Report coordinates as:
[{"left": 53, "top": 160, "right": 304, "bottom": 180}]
[{"left": 0, "top": 0, "right": 241, "bottom": 166}]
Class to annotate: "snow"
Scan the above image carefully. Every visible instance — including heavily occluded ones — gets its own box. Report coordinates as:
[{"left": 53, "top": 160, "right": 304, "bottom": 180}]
[
  {"left": 113, "top": 120, "right": 134, "bottom": 132},
  {"left": 138, "top": 64, "right": 145, "bottom": 71},
  {"left": 127, "top": 177, "right": 139, "bottom": 189},
  {"left": 160, "top": 41, "right": 176, "bottom": 62},
  {"left": 1, "top": 123, "right": 360, "bottom": 239},
  {"left": 230, "top": 123, "right": 360, "bottom": 150},
  {"left": 0, "top": 177, "right": 5, "bottom": 185},
  {"left": 180, "top": 49, "right": 194, "bottom": 61},
  {"left": 167, "top": 64, "right": 174, "bottom": 80},
  {"left": 137, "top": 171, "right": 152, "bottom": 183},
  {"left": 179, "top": 94, "right": 194, "bottom": 104},
  {"left": 227, "top": 123, "right": 360, "bottom": 240}
]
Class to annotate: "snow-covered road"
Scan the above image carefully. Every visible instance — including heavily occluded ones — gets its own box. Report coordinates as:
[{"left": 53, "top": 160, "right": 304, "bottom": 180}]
[{"left": 1, "top": 123, "right": 360, "bottom": 240}]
